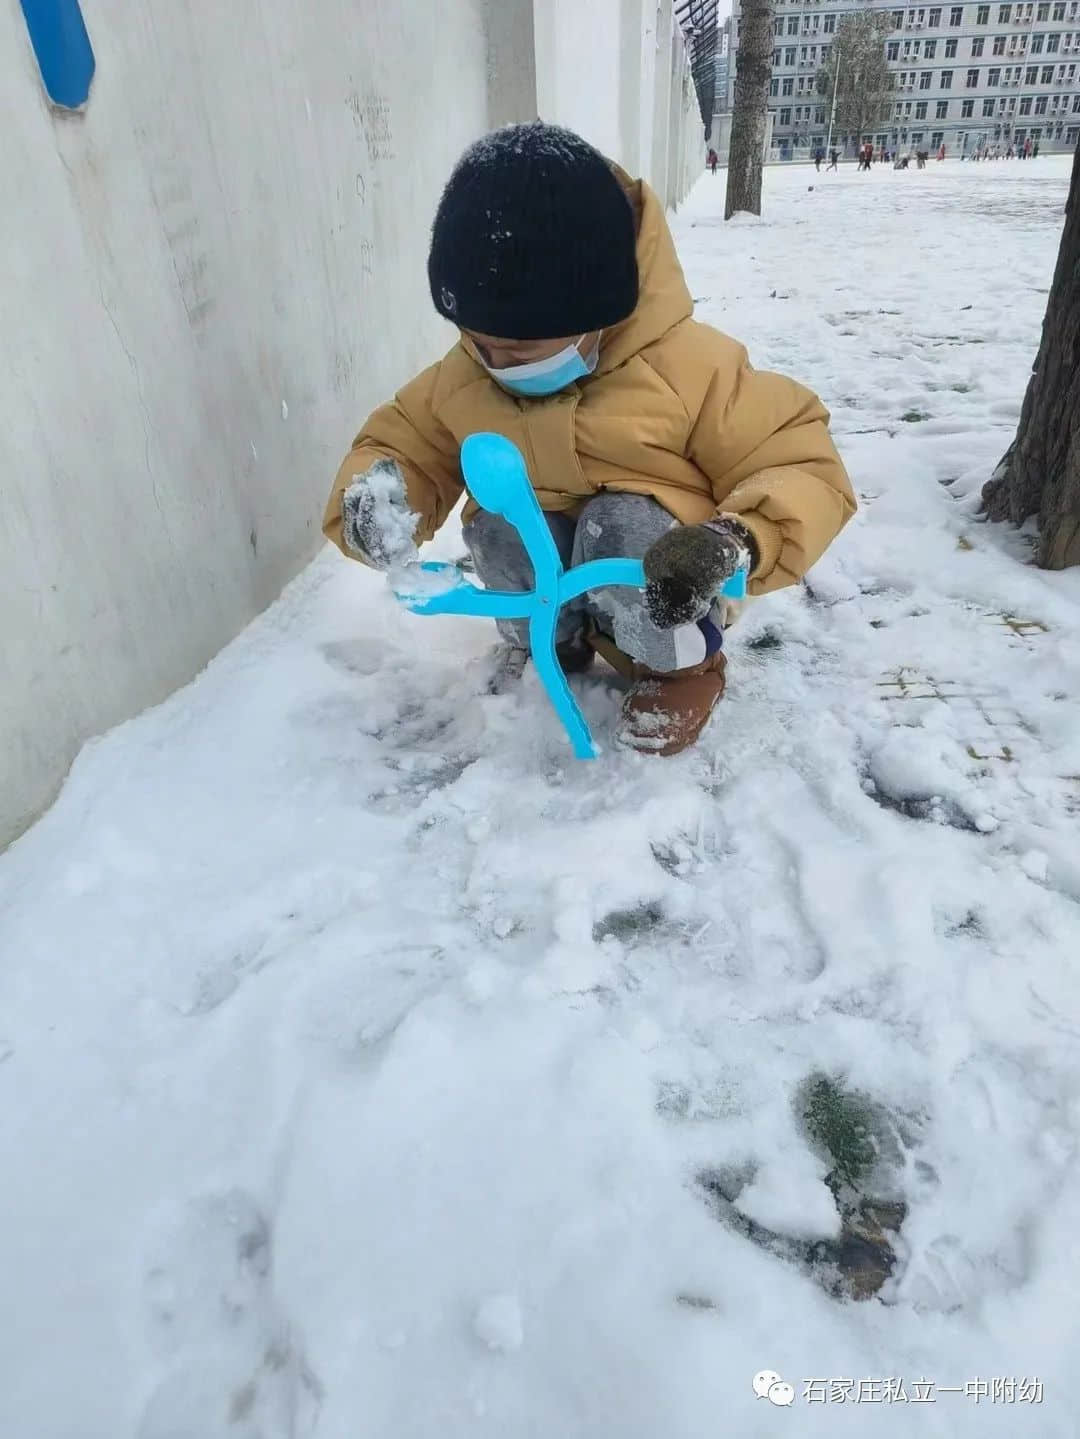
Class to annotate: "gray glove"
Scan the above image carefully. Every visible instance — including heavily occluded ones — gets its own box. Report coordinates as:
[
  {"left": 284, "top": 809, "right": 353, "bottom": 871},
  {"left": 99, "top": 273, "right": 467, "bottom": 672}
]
[
  {"left": 643, "top": 517, "right": 755, "bottom": 629},
  {"left": 341, "top": 459, "right": 419, "bottom": 569}
]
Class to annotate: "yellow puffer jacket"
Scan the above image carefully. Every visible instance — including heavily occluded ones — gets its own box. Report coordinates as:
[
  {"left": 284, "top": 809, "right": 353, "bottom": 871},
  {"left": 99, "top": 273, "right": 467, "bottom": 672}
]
[{"left": 324, "top": 174, "right": 855, "bottom": 596}]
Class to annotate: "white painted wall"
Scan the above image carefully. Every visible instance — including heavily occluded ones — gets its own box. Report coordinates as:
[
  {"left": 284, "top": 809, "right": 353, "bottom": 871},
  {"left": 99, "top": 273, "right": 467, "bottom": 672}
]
[
  {"left": 532, "top": 0, "right": 704, "bottom": 201},
  {"left": 1, "top": 0, "right": 489, "bottom": 846},
  {"left": 1, "top": 0, "right": 704, "bottom": 847}
]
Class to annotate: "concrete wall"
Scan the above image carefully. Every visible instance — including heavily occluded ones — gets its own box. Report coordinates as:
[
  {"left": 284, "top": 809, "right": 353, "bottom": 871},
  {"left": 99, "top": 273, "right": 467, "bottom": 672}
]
[
  {"left": 532, "top": 0, "right": 704, "bottom": 202},
  {"left": 1, "top": 0, "right": 490, "bottom": 847},
  {"left": 1, "top": 0, "right": 702, "bottom": 848}
]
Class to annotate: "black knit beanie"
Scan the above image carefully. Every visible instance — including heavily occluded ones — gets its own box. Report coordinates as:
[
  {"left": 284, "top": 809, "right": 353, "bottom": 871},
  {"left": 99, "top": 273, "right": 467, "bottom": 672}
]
[{"left": 428, "top": 122, "right": 639, "bottom": 341}]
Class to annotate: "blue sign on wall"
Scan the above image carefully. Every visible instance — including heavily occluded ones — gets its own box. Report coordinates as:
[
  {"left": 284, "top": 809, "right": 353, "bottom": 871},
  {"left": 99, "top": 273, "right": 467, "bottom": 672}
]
[{"left": 19, "top": 0, "right": 95, "bottom": 110}]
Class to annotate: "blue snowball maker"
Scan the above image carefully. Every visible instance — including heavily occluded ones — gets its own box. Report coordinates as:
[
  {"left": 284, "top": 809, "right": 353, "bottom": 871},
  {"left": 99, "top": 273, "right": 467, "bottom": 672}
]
[{"left": 393, "top": 433, "right": 747, "bottom": 759}]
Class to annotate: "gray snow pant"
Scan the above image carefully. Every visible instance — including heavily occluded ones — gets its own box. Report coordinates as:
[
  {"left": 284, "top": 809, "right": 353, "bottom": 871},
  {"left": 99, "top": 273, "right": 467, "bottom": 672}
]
[{"left": 463, "top": 492, "right": 697, "bottom": 674}]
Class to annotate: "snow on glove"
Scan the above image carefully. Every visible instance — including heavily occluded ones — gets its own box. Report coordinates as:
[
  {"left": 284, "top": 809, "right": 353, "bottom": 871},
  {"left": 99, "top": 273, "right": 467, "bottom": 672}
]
[
  {"left": 341, "top": 458, "right": 420, "bottom": 570},
  {"left": 642, "top": 518, "right": 755, "bottom": 629}
]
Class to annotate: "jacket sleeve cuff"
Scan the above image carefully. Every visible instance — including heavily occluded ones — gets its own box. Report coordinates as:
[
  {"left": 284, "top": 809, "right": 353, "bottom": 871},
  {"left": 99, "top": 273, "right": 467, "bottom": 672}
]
[{"left": 719, "top": 510, "right": 784, "bottom": 583}]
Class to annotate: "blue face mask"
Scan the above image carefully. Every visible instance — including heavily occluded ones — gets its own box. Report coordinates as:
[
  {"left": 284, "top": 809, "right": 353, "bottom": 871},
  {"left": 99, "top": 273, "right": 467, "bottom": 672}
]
[{"left": 485, "top": 335, "right": 599, "bottom": 397}]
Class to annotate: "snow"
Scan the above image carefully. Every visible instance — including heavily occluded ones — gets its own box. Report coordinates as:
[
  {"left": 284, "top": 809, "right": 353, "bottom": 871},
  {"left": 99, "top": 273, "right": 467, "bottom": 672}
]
[
  {"left": 3, "top": 157, "right": 1080, "bottom": 1437},
  {"left": 473, "top": 1293, "right": 525, "bottom": 1352}
]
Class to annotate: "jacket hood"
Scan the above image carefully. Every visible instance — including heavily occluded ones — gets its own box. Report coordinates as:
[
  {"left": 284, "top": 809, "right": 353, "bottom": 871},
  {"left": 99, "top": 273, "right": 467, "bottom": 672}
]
[{"left": 594, "top": 166, "right": 694, "bottom": 375}]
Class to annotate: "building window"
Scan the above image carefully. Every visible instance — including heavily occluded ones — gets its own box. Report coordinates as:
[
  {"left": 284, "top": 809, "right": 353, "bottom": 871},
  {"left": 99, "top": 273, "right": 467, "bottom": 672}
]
[
  {"left": 977, "top": 1, "right": 991, "bottom": 15},
  {"left": 972, "top": 35, "right": 985, "bottom": 51},
  {"left": 1037, "top": 0, "right": 1050, "bottom": 13},
  {"left": 916, "top": 99, "right": 929, "bottom": 115},
  {"left": 893, "top": 8, "right": 906, "bottom": 24},
  {"left": 770, "top": 78, "right": 780, "bottom": 96},
  {"left": 773, "top": 49, "right": 781, "bottom": 66},
  {"left": 988, "top": 64, "right": 1002, "bottom": 79},
  {"left": 951, "top": 3, "right": 965, "bottom": 18},
  {"left": 774, "top": 18, "right": 784, "bottom": 36},
  {"left": 824, "top": 13, "right": 837, "bottom": 31},
  {"left": 1031, "top": 31, "right": 1045, "bottom": 48},
  {"left": 931, "top": 129, "right": 945, "bottom": 145},
  {"left": 940, "top": 67, "right": 954, "bottom": 84},
  {"left": 993, "top": 34, "right": 1007, "bottom": 52},
  {"left": 999, "top": 2, "right": 1012, "bottom": 16},
  {"left": 787, "top": 16, "right": 799, "bottom": 35},
  {"left": 888, "top": 40, "right": 901, "bottom": 57},
  {"left": 962, "top": 96, "right": 976, "bottom": 112},
  {"left": 984, "top": 95, "right": 997, "bottom": 111},
  {"left": 965, "top": 66, "right": 979, "bottom": 83},
  {"left": 946, "top": 35, "right": 959, "bottom": 54},
  {"left": 929, "top": 3, "right": 943, "bottom": 18},
  {"left": 1035, "top": 92, "right": 1049, "bottom": 109},
  {"left": 815, "top": 106, "right": 826, "bottom": 122},
  {"left": 1026, "top": 62, "right": 1039, "bottom": 77},
  {"left": 911, "top": 128, "right": 925, "bottom": 139},
  {"left": 1073, "top": 92, "right": 1080, "bottom": 107},
  {"left": 785, "top": 46, "right": 797, "bottom": 63},
  {"left": 779, "top": 108, "right": 792, "bottom": 126},
  {"left": 1019, "top": 94, "right": 1033, "bottom": 111},
  {"left": 921, "top": 37, "right": 934, "bottom": 53},
  {"left": 1047, "top": 31, "right": 1060, "bottom": 47},
  {"left": 1053, "top": 0, "right": 1065, "bottom": 16},
  {"left": 1042, "top": 61, "right": 1055, "bottom": 77},
  {"left": 937, "top": 98, "right": 950, "bottom": 114},
  {"left": 782, "top": 77, "right": 794, "bottom": 94}
]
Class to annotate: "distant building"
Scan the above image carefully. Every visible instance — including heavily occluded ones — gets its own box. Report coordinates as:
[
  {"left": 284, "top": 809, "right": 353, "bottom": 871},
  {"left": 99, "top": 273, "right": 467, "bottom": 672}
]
[
  {"left": 726, "top": 0, "right": 1080, "bottom": 158},
  {"left": 714, "top": 17, "right": 732, "bottom": 111}
]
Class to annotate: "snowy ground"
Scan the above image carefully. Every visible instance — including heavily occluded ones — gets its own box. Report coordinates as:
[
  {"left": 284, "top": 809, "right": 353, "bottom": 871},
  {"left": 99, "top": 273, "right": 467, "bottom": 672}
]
[{"left": 3, "top": 157, "right": 1080, "bottom": 1438}]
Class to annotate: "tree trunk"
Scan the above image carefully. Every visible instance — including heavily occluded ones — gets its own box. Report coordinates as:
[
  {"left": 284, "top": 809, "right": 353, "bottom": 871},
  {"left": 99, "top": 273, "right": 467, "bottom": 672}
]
[
  {"left": 725, "top": 0, "right": 774, "bottom": 221},
  {"left": 982, "top": 142, "right": 1080, "bottom": 569}
]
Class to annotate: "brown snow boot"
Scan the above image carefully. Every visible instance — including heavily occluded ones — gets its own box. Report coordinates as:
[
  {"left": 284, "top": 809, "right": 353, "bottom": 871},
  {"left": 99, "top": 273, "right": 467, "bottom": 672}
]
[{"left": 617, "top": 652, "right": 727, "bottom": 757}]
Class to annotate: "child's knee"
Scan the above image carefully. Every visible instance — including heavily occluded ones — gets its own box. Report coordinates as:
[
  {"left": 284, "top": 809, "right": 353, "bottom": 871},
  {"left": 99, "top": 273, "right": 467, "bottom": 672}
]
[{"left": 575, "top": 492, "right": 676, "bottom": 562}]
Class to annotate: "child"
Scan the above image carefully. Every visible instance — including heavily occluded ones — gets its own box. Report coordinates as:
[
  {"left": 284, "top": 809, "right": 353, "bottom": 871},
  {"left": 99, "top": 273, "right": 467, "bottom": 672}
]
[{"left": 324, "top": 123, "right": 855, "bottom": 756}]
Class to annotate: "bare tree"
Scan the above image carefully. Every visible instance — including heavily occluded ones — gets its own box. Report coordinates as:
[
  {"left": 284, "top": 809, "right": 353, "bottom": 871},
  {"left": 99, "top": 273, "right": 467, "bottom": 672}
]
[
  {"left": 982, "top": 143, "right": 1080, "bottom": 569},
  {"left": 725, "top": 0, "right": 774, "bottom": 220},
  {"left": 816, "top": 10, "right": 893, "bottom": 153}
]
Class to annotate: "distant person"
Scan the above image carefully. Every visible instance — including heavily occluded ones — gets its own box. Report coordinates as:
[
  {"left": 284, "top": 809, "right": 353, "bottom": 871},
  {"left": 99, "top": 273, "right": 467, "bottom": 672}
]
[
  {"left": 707, "top": 147, "right": 719, "bottom": 175},
  {"left": 814, "top": 148, "right": 823, "bottom": 171},
  {"left": 1024, "top": 138, "right": 1032, "bottom": 158},
  {"left": 937, "top": 143, "right": 946, "bottom": 161},
  {"left": 1033, "top": 140, "right": 1040, "bottom": 158},
  {"left": 827, "top": 148, "right": 839, "bottom": 170}
]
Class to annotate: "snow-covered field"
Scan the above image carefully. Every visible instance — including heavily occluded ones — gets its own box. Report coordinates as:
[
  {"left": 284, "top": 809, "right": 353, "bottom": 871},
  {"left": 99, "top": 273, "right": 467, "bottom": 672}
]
[{"left": 3, "top": 157, "right": 1080, "bottom": 1438}]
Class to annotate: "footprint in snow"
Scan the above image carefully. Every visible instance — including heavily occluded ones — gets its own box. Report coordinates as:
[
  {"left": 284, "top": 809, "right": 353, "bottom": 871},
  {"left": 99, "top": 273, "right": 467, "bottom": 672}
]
[
  {"left": 696, "top": 1076, "right": 923, "bottom": 1303},
  {"left": 138, "top": 1189, "right": 322, "bottom": 1439}
]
